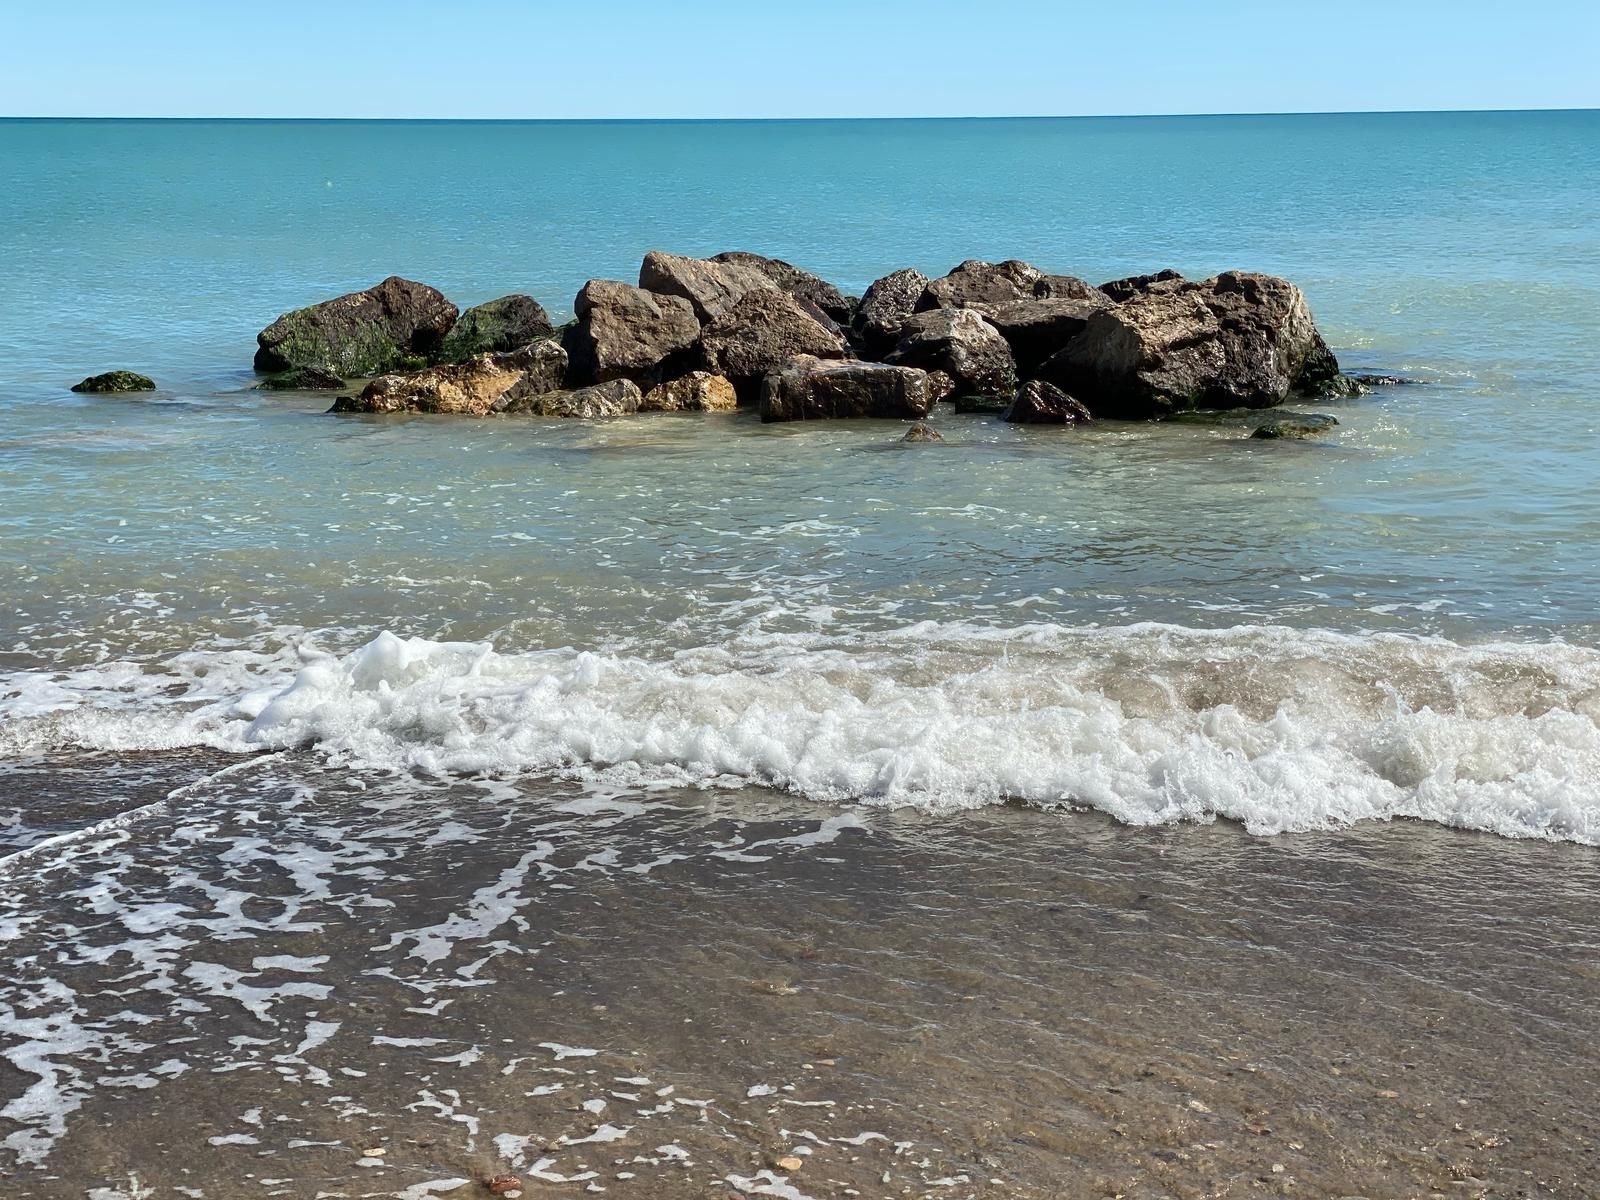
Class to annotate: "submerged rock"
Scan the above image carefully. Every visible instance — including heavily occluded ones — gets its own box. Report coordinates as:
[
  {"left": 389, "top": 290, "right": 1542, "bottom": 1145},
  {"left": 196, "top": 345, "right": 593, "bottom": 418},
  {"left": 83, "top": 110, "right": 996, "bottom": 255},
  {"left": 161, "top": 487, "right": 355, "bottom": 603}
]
[
  {"left": 1038, "top": 271, "right": 1340, "bottom": 419},
  {"left": 71, "top": 370, "right": 155, "bottom": 393},
  {"left": 983, "top": 296, "right": 1110, "bottom": 374},
  {"left": 503, "top": 378, "right": 643, "bottom": 419},
  {"left": 256, "top": 365, "right": 345, "bottom": 391},
  {"left": 900, "top": 422, "right": 945, "bottom": 442},
  {"left": 438, "top": 295, "right": 554, "bottom": 361},
  {"left": 564, "top": 279, "right": 700, "bottom": 386},
  {"left": 760, "top": 356, "right": 933, "bottom": 423},
  {"left": 1348, "top": 372, "right": 1423, "bottom": 387},
  {"left": 1004, "top": 379, "right": 1092, "bottom": 425},
  {"left": 641, "top": 371, "right": 739, "bottom": 412},
  {"left": 850, "top": 268, "right": 930, "bottom": 357},
  {"left": 332, "top": 341, "right": 568, "bottom": 416},
  {"left": 711, "top": 251, "right": 853, "bottom": 323},
  {"left": 1250, "top": 413, "right": 1340, "bottom": 439},
  {"left": 254, "top": 276, "right": 459, "bottom": 376},
  {"left": 638, "top": 250, "right": 780, "bottom": 324},
  {"left": 917, "top": 259, "right": 1042, "bottom": 314},
  {"left": 697, "top": 290, "right": 848, "bottom": 399},
  {"left": 885, "top": 308, "right": 1017, "bottom": 397}
]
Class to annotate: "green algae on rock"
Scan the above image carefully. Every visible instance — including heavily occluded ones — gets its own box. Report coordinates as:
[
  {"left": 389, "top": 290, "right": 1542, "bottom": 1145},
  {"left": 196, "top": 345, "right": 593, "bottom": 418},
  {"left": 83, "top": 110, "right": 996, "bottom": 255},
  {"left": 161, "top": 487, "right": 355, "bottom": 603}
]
[
  {"left": 256, "top": 365, "right": 345, "bottom": 391},
  {"left": 71, "top": 370, "right": 156, "bottom": 393},
  {"left": 437, "top": 294, "right": 554, "bottom": 362},
  {"left": 254, "top": 276, "right": 459, "bottom": 377}
]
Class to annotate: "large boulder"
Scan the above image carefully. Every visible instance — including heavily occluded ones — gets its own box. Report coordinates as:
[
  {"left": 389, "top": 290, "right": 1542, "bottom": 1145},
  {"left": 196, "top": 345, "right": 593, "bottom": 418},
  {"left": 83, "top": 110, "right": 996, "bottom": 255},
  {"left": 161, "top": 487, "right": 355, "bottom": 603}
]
[
  {"left": 884, "top": 308, "right": 1017, "bottom": 397},
  {"left": 503, "top": 379, "right": 642, "bottom": 419},
  {"left": 761, "top": 356, "right": 933, "bottom": 423},
  {"left": 711, "top": 252, "right": 853, "bottom": 323},
  {"left": 438, "top": 295, "right": 554, "bottom": 361},
  {"left": 563, "top": 279, "right": 701, "bottom": 386},
  {"left": 332, "top": 341, "right": 567, "bottom": 416},
  {"left": 983, "top": 297, "right": 1111, "bottom": 375},
  {"left": 697, "top": 290, "right": 849, "bottom": 400},
  {"left": 254, "top": 276, "right": 459, "bottom": 376},
  {"left": 638, "top": 251, "right": 780, "bottom": 324},
  {"left": 641, "top": 372, "right": 739, "bottom": 412},
  {"left": 71, "top": 370, "right": 155, "bottom": 393},
  {"left": 849, "top": 268, "right": 930, "bottom": 358},
  {"left": 1098, "top": 269, "right": 1185, "bottom": 303},
  {"left": 1037, "top": 271, "right": 1340, "bottom": 419},
  {"left": 1004, "top": 379, "right": 1092, "bottom": 425},
  {"left": 917, "top": 259, "right": 1042, "bottom": 314}
]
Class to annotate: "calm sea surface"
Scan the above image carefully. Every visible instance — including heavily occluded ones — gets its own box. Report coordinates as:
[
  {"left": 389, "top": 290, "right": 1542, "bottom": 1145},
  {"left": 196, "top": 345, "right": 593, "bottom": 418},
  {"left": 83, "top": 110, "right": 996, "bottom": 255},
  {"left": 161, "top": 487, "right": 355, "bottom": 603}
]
[{"left": 2, "top": 114, "right": 1599, "bottom": 1197}]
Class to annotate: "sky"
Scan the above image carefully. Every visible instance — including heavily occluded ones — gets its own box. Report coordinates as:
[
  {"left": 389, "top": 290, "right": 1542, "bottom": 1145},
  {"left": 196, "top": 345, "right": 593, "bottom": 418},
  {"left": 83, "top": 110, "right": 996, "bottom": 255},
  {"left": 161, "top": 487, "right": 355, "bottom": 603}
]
[{"left": 2, "top": 0, "right": 1596, "bottom": 119}]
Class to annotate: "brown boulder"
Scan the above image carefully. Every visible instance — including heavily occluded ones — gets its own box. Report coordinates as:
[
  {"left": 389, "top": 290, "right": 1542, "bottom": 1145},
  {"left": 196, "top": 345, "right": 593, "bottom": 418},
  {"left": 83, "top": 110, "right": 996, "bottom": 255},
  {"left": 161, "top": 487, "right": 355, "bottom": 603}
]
[
  {"left": 564, "top": 279, "right": 700, "bottom": 386},
  {"left": 333, "top": 341, "right": 567, "bottom": 415},
  {"left": 1033, "top": 274, "right": 1109, "bottom": 302},
  {"left": 642, "top": 372, "right": 739, "bottom": 412},
  {"left": 917, "top": 259, "right": 1042, "bottom": 314},
  {"left": 638, "top": 251, "right": 780, "bottom": 323},
  {"left": 710, "top": 252, "right": 853, "bottom": 323},
  {"left": 983, "top": 297, "right": 1111, "bottom": 374},
  {"left": 1004, "top": 379, "right": 1092, "bottom": 425},
  {"left": 884, "top": 308, "right": 1017, "bottom": 397},
  {"left": 503, "top": 378, "right": 643, "bottom": 418},
  {"left": 760, "top": 356, "right": 933, "bottom": 423},
  {"left": 1098, "top": 269, "right": 1186, "bottom": 303},
  {"left": 849, "top": 268, "right": 930, "bottom": 357},
  {"left": 1038, "top": 271, "right": 1340, "bottom": 419},
  {"left": 697, "top": 290, "right": 849, "bottom": 400}
]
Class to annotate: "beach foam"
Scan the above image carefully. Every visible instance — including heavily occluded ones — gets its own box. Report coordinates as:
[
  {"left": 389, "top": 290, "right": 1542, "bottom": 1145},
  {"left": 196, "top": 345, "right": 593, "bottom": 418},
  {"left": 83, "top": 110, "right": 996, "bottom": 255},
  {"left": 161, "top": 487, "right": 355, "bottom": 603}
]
[{"left": 1, "top": 621, "right": 1596, "bottom": 842}]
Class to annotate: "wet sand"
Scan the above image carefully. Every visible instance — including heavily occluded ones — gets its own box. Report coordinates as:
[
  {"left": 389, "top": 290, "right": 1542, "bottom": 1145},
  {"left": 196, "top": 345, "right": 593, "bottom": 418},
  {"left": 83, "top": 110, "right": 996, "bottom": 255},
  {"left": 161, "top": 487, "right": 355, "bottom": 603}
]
[{"left": 2, "top": 753, "right": 1597, "bottom": 1199}]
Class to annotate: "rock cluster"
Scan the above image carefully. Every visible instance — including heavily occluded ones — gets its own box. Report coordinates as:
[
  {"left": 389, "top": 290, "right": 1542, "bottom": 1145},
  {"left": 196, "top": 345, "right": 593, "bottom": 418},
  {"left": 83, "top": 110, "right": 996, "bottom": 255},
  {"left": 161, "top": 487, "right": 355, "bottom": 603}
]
[{"left": 248, "top": 251, "right": 1353, "bottom": 429}]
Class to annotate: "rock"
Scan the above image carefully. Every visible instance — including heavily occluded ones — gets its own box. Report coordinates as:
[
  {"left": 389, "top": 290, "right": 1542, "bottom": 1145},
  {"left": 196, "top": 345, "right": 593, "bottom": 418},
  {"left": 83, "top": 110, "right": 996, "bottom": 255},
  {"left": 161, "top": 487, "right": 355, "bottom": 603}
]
[
  {"left": 638, "top": 250, "right": 781, "bottom": 324},
  {"left": 1037, "top": 271, "right": 1340, "bottom": 418},
  {"left": 760, "top": 356, "right": 933, "bottom": 423},
  {"left": 697, "top": 290, "right": 848, "bottom": 400},
  {"left": 926, "top": 370, "right": 956, "bottom": 405},
  {"left": 952, "top": 395, "right": 1010, "bottom": 415},
  {"left": 917, "top": 259, "right": 1042, "bottom": 314},
  {"left": 983, "top": 297, "right": 1111, "bottom": 374},
  {"left": 901, "top": 422, "right": 944, "bottom": 442},
  {"left": 256, "top": 365, "right": 345, "bottom": 391},
  {"left": 71, "top": 370, "right": 155, "bottom": 393},
  {"left": 1004, "top": 379, "right": 1092, "bottom": 425},
  {"left": 641, "top": 371, "right": 739, "bottom": 412},
  {"left": 503, "top": 378, "right": 643, "bottom": 418},
  {"left": 254, "top": 276, "right": 459, "bottom": 376},
  {"left": 885, "top": 308, "right": 1017, "bottom": 397},
  {"left": 1348, "top": 372, "right": 1422, "bottom": 387},
  {"left": 1034, "top": 274, "right": 1109, "bottom": 302},
  {"left": 711, "top": 252, "right": 853, "bottom": 323},
  {"left": 850, "top": 268, "right": 930, "bottom": 357},
  {"left": 438, "top": 294, "right": 554, "bottom": 361},
  {"left": 564, "top": 279, "right": 700, "bottom": 386},
  {"left": 1098, "top": 269, "right": 1185, "bottom": 303},
  {"left": 332, "top": 341, "right": 567, "bottom": 415},
  {"left": 1250, "top": 413, "right": 1339, "bottom": 439}
]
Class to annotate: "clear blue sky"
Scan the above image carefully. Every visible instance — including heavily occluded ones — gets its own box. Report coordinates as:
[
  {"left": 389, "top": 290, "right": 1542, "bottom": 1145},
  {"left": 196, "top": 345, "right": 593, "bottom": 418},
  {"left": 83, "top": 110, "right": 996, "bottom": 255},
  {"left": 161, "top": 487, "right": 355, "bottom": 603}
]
[{"left": 3, "top": 0, "right": 1596, "bottom": 118}]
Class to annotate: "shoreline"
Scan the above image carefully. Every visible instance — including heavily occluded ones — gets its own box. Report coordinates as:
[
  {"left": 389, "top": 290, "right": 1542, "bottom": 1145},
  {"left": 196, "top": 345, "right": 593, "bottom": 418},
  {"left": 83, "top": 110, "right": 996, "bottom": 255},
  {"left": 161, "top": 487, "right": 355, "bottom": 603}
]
[{"left": 2, "top": 758, "right": 1595, "bottom": 1197}]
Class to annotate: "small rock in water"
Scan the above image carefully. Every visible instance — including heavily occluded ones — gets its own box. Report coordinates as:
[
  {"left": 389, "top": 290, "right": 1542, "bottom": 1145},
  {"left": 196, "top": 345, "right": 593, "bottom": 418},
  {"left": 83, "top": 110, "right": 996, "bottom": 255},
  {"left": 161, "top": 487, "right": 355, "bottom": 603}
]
[
  {"left": 1348, "top": 371, "right": 1420, "bottom": 387},
  {"left": 900, "top": 423, "right": 944, "bottom": 442},
  {"left": 1250, "top": 413, "right": 1339, "bottom": 439},
  {"left": 773, "top": 1155, "right": 804, "bottom": 1172},
  {"left": 71, "top": 370, "right": 156, "bottom": 393},
  {"left": 257, "top": 365, "right": 344, "bottom": 391},
  {"left": 486, "top": 1174, "right": 522, "bottom": 1195}
]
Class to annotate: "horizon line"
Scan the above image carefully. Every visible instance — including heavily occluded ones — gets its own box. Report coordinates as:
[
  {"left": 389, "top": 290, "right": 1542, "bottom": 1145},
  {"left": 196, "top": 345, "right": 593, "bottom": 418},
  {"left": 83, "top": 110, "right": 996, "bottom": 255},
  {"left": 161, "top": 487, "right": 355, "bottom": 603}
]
[{"left": 2, "top": 105, "right": 1596, "bottom": 123}]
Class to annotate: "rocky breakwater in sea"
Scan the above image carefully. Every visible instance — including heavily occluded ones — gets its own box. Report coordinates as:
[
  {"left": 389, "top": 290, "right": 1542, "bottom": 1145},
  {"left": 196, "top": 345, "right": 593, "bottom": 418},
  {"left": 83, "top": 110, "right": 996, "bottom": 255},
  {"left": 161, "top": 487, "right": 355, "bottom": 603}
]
[{"left": 250, "top": 251, "right": 1374, "bottom": 432}]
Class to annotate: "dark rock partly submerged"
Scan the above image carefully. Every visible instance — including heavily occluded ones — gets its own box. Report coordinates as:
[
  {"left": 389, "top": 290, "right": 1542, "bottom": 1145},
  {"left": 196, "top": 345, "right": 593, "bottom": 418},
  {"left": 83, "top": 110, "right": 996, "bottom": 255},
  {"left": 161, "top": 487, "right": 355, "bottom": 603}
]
[
  {"left": 72, "top": 370, "right": 156, "bottom": 393},
  {"left": 257, "top": 365, "right": 345, "bottom": 391},
  {"left": 1004, "top": 379, "right": 1092, "bottom": 425},
  {"left": 761, "top": 356, "right": 933, "bottom": 423}
]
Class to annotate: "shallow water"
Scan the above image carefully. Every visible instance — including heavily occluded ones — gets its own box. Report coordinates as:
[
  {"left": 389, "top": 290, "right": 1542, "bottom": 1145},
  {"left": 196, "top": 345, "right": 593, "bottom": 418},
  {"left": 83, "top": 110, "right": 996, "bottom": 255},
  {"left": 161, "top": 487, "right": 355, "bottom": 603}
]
[{"left": 2, "top": 113, "right": 1599, "bottom": 1195}]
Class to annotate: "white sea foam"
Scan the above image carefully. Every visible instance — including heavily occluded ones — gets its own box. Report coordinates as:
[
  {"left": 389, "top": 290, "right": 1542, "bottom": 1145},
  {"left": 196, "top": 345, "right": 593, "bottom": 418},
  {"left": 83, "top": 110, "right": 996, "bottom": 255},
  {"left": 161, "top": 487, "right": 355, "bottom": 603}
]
[{"left": 1, "top": 621, "right": 1597, "bottom": 842}]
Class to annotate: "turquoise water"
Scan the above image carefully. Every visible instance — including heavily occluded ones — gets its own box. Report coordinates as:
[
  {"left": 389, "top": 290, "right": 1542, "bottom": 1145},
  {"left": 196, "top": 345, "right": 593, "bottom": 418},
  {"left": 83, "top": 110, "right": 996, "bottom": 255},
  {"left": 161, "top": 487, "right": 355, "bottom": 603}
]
[{"left": 1, "top": 112, "right": 1598, "bottom": 840}]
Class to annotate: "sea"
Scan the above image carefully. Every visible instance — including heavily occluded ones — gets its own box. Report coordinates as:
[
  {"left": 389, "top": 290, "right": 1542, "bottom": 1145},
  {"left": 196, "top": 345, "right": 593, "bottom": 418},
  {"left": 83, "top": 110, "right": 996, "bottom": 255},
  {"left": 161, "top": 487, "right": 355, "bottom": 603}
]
[{"left": 1, "top": 112, "right": 1598, "bottom": 1199}]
